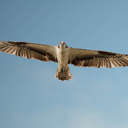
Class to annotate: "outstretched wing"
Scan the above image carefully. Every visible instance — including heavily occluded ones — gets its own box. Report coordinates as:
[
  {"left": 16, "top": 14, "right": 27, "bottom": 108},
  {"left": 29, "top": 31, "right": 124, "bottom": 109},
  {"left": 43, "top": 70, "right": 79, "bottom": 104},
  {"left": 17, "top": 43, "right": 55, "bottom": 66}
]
[
  {"left": 0, "top": 41, "right": 57, "bottom": 62},
  {"left": 69, "top": 48, "right": 128, "bottom": 68}
]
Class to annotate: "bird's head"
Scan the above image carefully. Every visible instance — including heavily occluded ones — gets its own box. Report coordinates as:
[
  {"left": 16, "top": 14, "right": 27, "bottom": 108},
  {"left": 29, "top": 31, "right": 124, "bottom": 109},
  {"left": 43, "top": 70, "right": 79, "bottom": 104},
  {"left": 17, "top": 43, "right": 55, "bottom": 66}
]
[{"left": 58, "top": 41, "right": 68, "bottom": 48}]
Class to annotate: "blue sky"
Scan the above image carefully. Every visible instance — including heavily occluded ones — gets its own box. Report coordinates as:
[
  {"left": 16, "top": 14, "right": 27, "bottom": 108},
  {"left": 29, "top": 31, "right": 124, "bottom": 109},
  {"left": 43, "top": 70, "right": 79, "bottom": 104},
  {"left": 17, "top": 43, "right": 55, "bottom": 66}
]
[{"left": 0, "top": 0, "right": 128, "bottom": 128}]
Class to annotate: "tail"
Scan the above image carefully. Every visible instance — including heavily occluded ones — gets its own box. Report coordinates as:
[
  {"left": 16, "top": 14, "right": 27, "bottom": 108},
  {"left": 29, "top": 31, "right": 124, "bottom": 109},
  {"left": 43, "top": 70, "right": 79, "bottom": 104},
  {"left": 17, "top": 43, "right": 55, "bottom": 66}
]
[{"left": 56, "top": 64, "right": 72, "bottom": 81}]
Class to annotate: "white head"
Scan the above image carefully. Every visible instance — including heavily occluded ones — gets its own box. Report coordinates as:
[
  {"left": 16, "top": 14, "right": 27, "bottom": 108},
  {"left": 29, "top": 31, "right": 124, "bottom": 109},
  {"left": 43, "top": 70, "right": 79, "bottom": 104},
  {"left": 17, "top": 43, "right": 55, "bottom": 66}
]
[{"left": 58, "top": 41, "right": 68, "bottom": 48}]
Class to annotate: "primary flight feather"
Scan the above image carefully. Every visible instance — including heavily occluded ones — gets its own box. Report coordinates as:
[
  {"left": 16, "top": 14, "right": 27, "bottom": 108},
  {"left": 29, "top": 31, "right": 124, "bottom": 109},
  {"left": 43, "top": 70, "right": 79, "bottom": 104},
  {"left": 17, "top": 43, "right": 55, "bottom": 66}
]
[{"left": 0, "top": 41, "right": 128, "bottom": 81}]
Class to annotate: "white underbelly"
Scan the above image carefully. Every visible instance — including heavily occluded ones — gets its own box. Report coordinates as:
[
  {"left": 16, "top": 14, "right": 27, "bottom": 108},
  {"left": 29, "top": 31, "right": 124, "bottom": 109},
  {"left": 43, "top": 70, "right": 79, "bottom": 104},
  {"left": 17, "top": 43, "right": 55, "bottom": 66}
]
[{"left": 56, "top": 47, "right": 70, "bottom": 64}]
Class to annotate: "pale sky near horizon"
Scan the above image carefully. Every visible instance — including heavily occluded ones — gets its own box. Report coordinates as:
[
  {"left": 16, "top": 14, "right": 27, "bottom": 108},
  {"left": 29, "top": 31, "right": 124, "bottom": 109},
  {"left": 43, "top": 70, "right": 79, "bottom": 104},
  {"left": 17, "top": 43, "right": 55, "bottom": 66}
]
[{"left": 0, "top": 0, "right": 128, "bottom": 128}]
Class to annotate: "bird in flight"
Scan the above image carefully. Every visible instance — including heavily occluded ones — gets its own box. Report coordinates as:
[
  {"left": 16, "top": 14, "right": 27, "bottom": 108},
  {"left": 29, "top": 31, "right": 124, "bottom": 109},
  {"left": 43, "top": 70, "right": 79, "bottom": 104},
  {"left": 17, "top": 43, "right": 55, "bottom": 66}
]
[{"left": 0, "top": 41, "right": 128, "bottom": 81}]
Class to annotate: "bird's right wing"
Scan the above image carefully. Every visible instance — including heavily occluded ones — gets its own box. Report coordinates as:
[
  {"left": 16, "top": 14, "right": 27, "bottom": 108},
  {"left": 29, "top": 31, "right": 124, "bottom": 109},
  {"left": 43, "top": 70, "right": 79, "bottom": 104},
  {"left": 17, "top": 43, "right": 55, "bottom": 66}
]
[{"left": 0, "top": 41, "right": 57, "bottom": 62}]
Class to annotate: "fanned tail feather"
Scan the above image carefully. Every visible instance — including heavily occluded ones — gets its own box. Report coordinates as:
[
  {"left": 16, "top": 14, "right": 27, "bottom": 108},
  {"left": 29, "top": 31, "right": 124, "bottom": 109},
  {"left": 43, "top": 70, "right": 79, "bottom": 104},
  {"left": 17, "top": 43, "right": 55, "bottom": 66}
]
[{"left": 56, "top": 65, "right": 72, "bottom": 81}]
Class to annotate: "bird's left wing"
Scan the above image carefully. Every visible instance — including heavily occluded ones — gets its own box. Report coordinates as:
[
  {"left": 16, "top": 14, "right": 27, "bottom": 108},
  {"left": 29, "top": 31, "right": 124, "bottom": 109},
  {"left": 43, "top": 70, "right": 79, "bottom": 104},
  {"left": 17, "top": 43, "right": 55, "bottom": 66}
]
[
  {"left": 0, "top": 41, "right": 57, "bottom": 62},
  {"left": 69, "top": 48, "right": 128, "bottom": 68}
]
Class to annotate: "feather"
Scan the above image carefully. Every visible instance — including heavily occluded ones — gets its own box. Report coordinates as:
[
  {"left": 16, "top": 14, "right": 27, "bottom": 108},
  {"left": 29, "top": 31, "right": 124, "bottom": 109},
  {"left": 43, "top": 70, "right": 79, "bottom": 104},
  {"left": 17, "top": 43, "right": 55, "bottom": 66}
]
[
  {"left": 69, "top": 48, "right": 128, "bottom": 68},
  {"left": 0, "top": 41, "right": 57, "bottom": 62}
]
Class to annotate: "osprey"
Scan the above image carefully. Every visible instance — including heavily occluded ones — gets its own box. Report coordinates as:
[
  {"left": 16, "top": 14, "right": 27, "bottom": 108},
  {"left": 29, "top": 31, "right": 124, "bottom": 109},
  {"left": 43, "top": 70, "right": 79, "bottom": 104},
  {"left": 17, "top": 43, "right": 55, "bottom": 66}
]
[{"left": 0, "top": 41, "right": 128, "bottom": 81}]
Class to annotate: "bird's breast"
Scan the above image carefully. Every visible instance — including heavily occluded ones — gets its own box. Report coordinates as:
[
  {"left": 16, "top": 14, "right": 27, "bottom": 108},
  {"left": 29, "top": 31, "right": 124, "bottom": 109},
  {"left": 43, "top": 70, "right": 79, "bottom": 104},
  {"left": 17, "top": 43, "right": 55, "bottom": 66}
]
[{"left": 56, "top": 47, "right": 70, "bottom": 64}]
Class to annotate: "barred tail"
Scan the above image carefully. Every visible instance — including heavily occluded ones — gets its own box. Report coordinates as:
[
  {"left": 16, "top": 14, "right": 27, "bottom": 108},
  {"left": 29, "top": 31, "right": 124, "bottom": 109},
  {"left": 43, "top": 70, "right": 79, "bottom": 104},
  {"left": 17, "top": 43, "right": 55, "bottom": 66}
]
[{"left": 56, "top": 64, "right": 72, "bottom": 81}]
